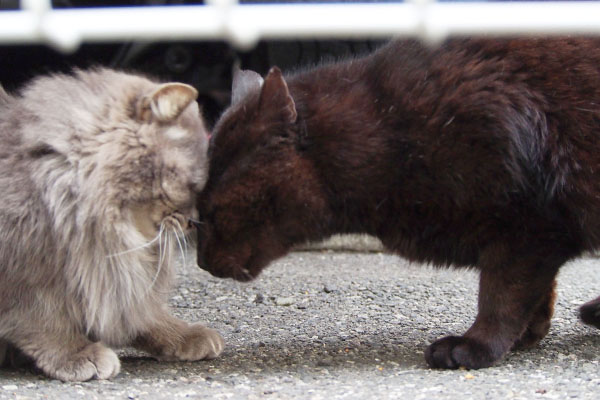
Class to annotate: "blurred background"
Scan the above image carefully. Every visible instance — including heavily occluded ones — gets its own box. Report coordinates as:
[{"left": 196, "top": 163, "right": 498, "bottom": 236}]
[{"left": 0, "top": 0, "right": 383, "bottom": 127}]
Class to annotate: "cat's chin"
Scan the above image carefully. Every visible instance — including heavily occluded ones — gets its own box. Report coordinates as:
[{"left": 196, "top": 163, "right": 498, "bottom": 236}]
[
  {"left": 198, "top": 260, "right": 256, "bottom": 282},
  {"left": 224, "top": 267, "right": 256, "bottom": 282},
  {"left": 197, "top": 248, "right": 260, "bottom": 282}
]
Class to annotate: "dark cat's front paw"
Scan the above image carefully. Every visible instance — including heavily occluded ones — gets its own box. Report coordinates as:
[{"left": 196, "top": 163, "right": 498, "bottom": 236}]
[
  {"left": 511, "top": 322, "right": 550, "bottom": 351},
  {"left": 425, "top": 336, "right": 497, "bottom": 369}
]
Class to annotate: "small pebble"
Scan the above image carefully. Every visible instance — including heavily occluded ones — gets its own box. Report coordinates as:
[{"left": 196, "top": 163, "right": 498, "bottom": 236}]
[
  {"left": 316, "top": 358, "right": 334, "bottom": 367},
  {"left": 275, "top": 297, "right": 295, "bottom": 306},
  {"left": 254, "top": 293, "right": 265, "bottom": 304},
  {"left": 323, "top": 285, "right": 338, "bottom": 293}
]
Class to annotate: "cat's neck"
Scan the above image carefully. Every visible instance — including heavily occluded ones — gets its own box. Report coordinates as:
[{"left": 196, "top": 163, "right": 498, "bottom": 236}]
[{"left": 286, "top": 55, "right": 422, "bottom": 235}]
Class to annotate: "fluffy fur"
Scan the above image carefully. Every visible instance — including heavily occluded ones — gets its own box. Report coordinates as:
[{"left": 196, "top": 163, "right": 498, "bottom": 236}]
[
  {"left": 0, "top": 68, "right": 223, "bottom": 381},
  {"left": 196, "top": 38, "right": 600, "bottom": 369}
]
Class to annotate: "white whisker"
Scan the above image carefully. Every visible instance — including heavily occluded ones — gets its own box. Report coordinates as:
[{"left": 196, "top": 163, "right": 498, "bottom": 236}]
[
  {"left": 159, "top": 222, "right": 167, "bottom": 266},
  {"left": 173, "top": 219, "right": 188, "bottom": 270},
  {"left": 106, "top": 226, "right": 163, "bottom": 258},
  {"left": 150, "top": 221, "right": 168, "bottom": 290}
]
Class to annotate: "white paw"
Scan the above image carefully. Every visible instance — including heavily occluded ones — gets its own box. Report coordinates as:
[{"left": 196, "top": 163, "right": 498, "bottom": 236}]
[
  {"left": 173, "top": 324, "right": 225, "bottom": 361},
  {"left": 47, "top": 342, "right": 120, "bottom": 382}
]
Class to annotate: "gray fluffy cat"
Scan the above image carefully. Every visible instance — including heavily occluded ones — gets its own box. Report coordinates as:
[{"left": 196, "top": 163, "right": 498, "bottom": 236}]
[{"left": 0, "top": 68, "right": 223, "bottom": 381}]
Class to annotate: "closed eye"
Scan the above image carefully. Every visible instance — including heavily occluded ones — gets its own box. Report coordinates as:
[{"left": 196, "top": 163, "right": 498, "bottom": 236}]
[{"left": 28, "top": 144, "right": 57, "bottom": 158}]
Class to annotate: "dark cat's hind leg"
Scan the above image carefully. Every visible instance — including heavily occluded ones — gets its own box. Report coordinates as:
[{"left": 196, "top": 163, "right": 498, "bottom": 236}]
[
  {"left": 425, "top": 248, "right": 569, "bottom": 370},
  {"left": 579, "top": 296, "right": 600, "bottom": 328},
  {"left": 512, "top": 280, "right": 557, "bottom": 350}
]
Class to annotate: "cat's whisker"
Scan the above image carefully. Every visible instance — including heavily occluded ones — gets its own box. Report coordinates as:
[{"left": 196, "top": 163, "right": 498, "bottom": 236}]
[
  {"left": 174, "top": 219, "right": 189, "bottom": 250},
  {"left": 150, "top": 222, "right": 168, "bottom": 291},
  {"left": 188, "top": 218, "right": 203, "bottom": 229},
  {"left": 106, "top": 229, "right": 162, "bottom": 259},
  {"left": 0, "top": 67, "right": 215, "bottom": 381},
  {"left": 158, "top": 221, "right": 167, "bottom": 270},
  {"left": 172, "top": 219, "right": 188, "bottom": 271}
]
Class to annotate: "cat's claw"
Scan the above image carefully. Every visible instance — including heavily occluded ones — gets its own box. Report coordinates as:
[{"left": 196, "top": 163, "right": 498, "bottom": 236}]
[
  {"left": 177, "top": 325, "right": 224, "bottom": 361},
  {"left": 425, "top": 336, "right": 497, "bottom": 370},
  {"left": 161, "top": 325, "right": 224, "bottom": 362},
  {"left": 42, "top": 342, "right": 120, "bottom": 382}
]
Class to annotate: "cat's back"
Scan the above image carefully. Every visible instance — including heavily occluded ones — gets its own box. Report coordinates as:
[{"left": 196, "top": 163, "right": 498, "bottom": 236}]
[
  {"left": 372, "top": 38, "right": 600, "bottom": 248},
  {"left": 0, "top": 83, "right": 30, "bottom": 166},
  {"left": 369, "top": 37, "right": 600, "bottom": 106}
]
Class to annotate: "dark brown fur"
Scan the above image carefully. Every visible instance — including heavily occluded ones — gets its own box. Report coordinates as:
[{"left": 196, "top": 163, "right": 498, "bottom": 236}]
[{"left": 196, "top": 38, "right": 600, "bottom": 369}]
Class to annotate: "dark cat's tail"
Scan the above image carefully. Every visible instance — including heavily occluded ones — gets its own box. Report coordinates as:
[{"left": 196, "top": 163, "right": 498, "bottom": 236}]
[{"left": 580, "top": 297, "right": 600, "bottom": 328}]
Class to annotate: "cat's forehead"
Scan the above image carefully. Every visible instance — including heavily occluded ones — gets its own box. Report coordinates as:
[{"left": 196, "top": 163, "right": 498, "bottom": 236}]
[{"left": 212, "top": 93, "right": 259, "bottom": 140}]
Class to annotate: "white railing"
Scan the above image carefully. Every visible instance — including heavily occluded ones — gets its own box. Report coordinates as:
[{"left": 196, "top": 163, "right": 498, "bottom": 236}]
[{"left": 1, "top": 0, "right": 600, "bottom": 52}]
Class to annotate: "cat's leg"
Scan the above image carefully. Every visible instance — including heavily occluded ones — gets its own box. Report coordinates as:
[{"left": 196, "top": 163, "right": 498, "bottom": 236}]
[
  {"left": 10, "top": 333, "right": 120, "bottom": 381},
  {"left": 133, "top": 312, "right": 224, "bottom": 361},
  {"left": 425, "top": 251, "right": 565, "bottom": 369},
  {"left": 512, "top": 279, "right": 557, "bottom": 350},
  {"left": 0, "top": 339, "right": 33, "bottom": 368},
  {"left": 579, "top": 295, "right": 600, "bottom": 328},
  {"left": 0, "top": 339, "right": 7, "bottom": 367}
]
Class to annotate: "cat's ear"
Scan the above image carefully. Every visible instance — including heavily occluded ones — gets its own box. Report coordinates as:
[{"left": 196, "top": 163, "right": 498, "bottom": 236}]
[
  {"left": 259, "top": 67, "right": 297, "bottom": 124},
  {"left": 137, "top": 83, "right": 198, "bottom": 122},
  {"left": 232, "top": 69, "right": 264, "bottom": 106}
]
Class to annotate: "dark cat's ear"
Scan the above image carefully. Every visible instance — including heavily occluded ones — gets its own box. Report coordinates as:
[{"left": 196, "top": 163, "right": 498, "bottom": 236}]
[
  {"left": 232, "top": 69, "right": 264, "bottom": 106},
  {"left": 259, "top": 67, "right": 297, "bottom": 124},
  {"left": 137, "top": 83, "right": 198, "bottom": 123}
]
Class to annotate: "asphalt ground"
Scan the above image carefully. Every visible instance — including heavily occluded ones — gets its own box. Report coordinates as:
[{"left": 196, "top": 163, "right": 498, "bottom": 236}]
[{"left": 1, "top": 248, "right": 600, "bottom": 399}]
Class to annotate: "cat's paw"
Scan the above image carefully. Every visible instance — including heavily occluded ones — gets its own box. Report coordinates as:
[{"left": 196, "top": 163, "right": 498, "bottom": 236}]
[
  {"left": 170, "top": 324, "right": 224, "bottom": 361},
  {"left": 41, "top": 342, "right": 120, "bottom": 382},
  {"left": 511, "top": 320, "right": 550, "bottom": 351},
  {"left": 425, "top": 336, "right": 497, "bottom": 370},
  {"left": 580, "top": 296, "right": 600, "bottom": 329}
]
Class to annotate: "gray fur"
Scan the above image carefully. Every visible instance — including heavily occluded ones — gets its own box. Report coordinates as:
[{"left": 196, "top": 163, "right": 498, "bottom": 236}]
[
  {"left": 0, "top": 84, "right": 9, "bottom": 106},
  {"left": 0, "top": 68, "right": 223, "bottom": 381}
]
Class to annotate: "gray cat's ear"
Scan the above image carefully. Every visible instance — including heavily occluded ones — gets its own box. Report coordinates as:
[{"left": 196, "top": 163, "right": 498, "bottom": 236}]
[
  {"left": 138, "top": 83, "right": 198, "bottom": 122},
  {"left": 232, "top": 69, "right": 264, "bottom": 106},
  {"left": 259, "top": 66, "right": 297, "bottom": 124}
]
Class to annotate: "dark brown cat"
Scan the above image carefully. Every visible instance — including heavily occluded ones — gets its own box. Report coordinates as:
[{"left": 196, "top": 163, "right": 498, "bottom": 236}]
[{"left": 196, "top": 37, "right": 600, "bottom": 369}]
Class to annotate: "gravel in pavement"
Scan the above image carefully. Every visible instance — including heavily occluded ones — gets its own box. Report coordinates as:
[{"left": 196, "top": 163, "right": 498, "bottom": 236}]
[{"left": 1, "top": 251, "right": 600, "bottom": 399}]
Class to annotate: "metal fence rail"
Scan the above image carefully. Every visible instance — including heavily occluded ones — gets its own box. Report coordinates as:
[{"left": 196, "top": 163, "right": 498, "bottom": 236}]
[{"left": 2, "top": 0, "right": 600, "bottom": 52}]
